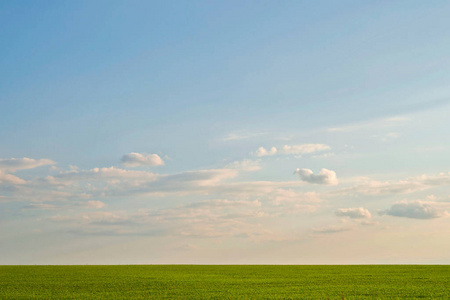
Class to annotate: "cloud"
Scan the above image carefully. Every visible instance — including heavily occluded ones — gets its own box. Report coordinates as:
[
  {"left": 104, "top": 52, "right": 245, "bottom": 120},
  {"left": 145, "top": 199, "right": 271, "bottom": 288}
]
[
  {"left": 181, "top": 199, "right": 262, "bottom": 210},
  {"left": 133, "top": 169, "right": 238, "bottom": 195},
  {"left": 28, "top": 165, "right": 305, "bottom": 203},
  {"left": 3, "top": 156, "right": 321, "bottom": 228},
  {"left": 85, "top": 200, "right": 106, "bottom": 209},
  {"left": 272, "top": 191, "right": 321, "bottom": 205},
  {"left": 379, "top": 200, "right": 447, "bottom": 219},
  {"left": 151, "top": 199, "right": 270, "bottom": 239},
  {"left": 376, "top": 132, "right": 399, "bottom": 142},
  {"left": 45, "top": 198, "right": 271, "bottom": 239},
  {"left": 3, "top": 156, "right": 324, "bottom": 240},
  {"left": 335, "top": 172, "right": 450, "bottom": 197},
  {"left": 327, "top": 116, "right": 410, "bottom": 133},
  {"left": 336, "top": 207, "right": 371, "bottom": 219},
  {"left": 53, "top": 166, "right": 158, "bottom": 182},
  {"left": 312, "top": 225, "right": 351, "bottom": 234},
  {"left": 295, "top": 168, "right": 338, "bottom": 185},
  {"left": 253, "top": 144, "right": 331, "bottom": 157},
  {"left": 269, "top": 190, "right": 320, "bottom": 214},
  {"left": 335, "top": 180, "right": 426, "bottom": 196},
  {"left": 37, "top": 174, "right": 320, "bottom": 239},
  {"left": 312, "top": 152, "right": 336, "bottom": 159},
  {"left": 121, "top": 152, "right": 164, "bottom": 167},
  {"left": 0, "top": 171, "right": 26, "bottom": 185},
  {"left": 51, "top": 167, "right": 241, "bottom": 200},
  {"left": 23, "top": 203, "right": 58, "bottom": 210},
  {"left": 254, "top": 147, "right": 277, "bottom": 157},
  {"left": 0, "top": 157, "right": 55, "bottom": 172},
  {"left": 49, "top": 211, "right": 129, "bottom": 225},
  {"left": 281, "top": 144, "right": 330, "bottom": 154},
  {"left": 226, "top": 159, "right": 261, "bottom": 171},
  {"left": 420, "top": 172, "right": 450, "bottom": 186},
  {"left": 23, "top": 200, "right": 105, "bottom": 211},
  {"left": 222, "top": 131, "right": 266, "bottom": 141}
]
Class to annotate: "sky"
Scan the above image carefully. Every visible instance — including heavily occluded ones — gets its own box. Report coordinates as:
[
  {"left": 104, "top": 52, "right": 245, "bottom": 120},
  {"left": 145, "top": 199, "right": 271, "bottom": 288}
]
[{"left": 1, "top": 0, "right": 450, "bottom": 265}]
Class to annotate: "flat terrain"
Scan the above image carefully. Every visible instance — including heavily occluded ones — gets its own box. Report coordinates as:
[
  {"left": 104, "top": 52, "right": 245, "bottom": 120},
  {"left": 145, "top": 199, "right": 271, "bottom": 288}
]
[{"left": 1, "top": 265, "right": 449, "bottom": 299}]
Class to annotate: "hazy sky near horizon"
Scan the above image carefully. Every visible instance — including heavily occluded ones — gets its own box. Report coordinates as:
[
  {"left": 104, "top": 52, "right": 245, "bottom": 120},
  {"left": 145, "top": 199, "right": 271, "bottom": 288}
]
[{"left": 1, "top": 1, "right": 450, "bottom": 264}]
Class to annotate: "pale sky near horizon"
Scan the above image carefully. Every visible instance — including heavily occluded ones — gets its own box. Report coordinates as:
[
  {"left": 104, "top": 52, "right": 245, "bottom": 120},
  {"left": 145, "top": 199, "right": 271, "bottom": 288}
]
[{"left": 1, "top": 1, "right": 450, "bottom": 264}]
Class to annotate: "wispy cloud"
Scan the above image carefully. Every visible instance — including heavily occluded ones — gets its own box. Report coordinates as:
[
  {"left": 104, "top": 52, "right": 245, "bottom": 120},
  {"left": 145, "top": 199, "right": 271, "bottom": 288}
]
[
  {"left": 225, "top": 159, "right": 261, "bottom": 171},
  {"left": 0, "top": 157, "right": 55, "bottom": 172},
  {"left": 0, "top": 171, "right": 26, "bottom": 185},
  {"left": 23, "top": 200, "right": 105, "bottom": 211},
  {"left": 221, "top": 130, "right": 267, "bottom": 142},
  {"left": 312, "top": 225, "right": 352, "bottom": 234},
  {"left": 327, "top": 116, "right": 410, "bottom": 133},
  {"left": 334, "top": 172, "right": 450, "bottom": 196},
  {"left": 253, "top": 144, "right": 330, "bottom": 157},
  {"left": 373, "top": 132, "right": 399, "bottom": 142}
]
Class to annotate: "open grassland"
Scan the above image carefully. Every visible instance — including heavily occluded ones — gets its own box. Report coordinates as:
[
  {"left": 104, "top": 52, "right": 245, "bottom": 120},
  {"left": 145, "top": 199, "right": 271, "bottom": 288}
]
[{"left": 1, "top": 265, "right": 449, "bottom": 299}]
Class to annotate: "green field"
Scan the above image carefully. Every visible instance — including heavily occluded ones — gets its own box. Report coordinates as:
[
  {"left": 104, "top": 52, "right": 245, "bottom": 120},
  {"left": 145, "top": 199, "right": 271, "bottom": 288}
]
[{"left": 1, "top": 265, "right": 449, "bottom": 299}]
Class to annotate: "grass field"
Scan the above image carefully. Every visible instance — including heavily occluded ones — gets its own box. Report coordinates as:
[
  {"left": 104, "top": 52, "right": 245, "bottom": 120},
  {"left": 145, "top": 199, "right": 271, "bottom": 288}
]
[{"left": 1, "top": 265, "right": 449, "bottom": 299}]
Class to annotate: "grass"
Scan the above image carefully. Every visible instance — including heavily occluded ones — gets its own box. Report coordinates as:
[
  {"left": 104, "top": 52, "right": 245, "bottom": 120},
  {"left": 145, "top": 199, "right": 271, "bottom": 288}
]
[{"left": 1, "top": 265, "right": 449, "bottom": 299}]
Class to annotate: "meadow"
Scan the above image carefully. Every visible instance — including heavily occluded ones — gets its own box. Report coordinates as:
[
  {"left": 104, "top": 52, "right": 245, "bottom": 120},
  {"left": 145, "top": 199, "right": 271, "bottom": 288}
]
[{"left": 1, "top": 265, "right": 449, "bottom": 299}]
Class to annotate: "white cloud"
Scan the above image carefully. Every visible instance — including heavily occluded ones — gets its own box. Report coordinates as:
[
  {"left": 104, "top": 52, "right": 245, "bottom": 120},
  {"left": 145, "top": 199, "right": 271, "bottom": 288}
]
[
  {"left": 378, "top": 132, "right": 399, "bottom": 142},
  {"left": 62, "top": 167, "right": 241, "bottom": 199},
  {"left": 335, "top": 180, "right": 426, "bottom": 196},
  {"left": 335, "top": 172, "right": 450, "bottom": 197},
  {"left": 336, "top": 207, "right": 372, "bottom": 219},
  {"left": 254, "top": 146, "right": 277, "bottom": 157},
  {"left": 295, "top": 168, "right": 338, "bottom": 185},
  {"left": 8, "top": 188, "right": 79, "bottom": 203},
  {"left": 1, "top": 156, "right": 323, "bottom": 228},
  {"left": 151, "top": 199, "right": 270, "bottom": 239},
  {"left": 270, "top": 190, "right": 320, "bottom": 214},
  {"left": 49, "top": 211, "right": 128, "bottom": 225},
  {"left": 133, "top": 169, "right": 238, "bottom": 195},
  {"left": 0, "top": 171, "right": 26, "bottom": 185},
  {"left": 23, "top": 200, "right": 105, "bottom": 210},
  {"left": 85, "top": 200, "right": 106, "bottom": 209},
  {"left": 121, "top": 152, "right": 164, "bottom": 167},
  {"left": 420, "top": 172, "right": 450, "bottom": 186},
  {"left": 327, "top": 116, "right": 410, "bottom": 133},
  {"left": 2, "top": 157, "right": 325, "bottom": 240},
  {"left": 379, "top": 200, "right": 447, "bottom": 219},
  {"left": 226, "top": 159, "right": 261, "bottom": 171},
  {"left": 36, "top": 172, "right": 321, "bottom": 239},
  {"left": 222, "top": 130, "right": 266, "bottom": 141},
  {"left": 281, "top": 144, "right": 330, "bottom": 154},
  {"left": 371, "top": 132, "right": 400, "bottom": 142},
  {"left": 0, "top": 157, "right": 55, "bottom": 172},
  {"left": 54, "top": 166, "right": 159, "bottom": 182},
  {"left": 45, "top": 198, "right": 271, "bottom": 239},
  {"left": 272, "top": 191, "right": 320, "bottom": 205},
  {"left": 312, "top": 152, "right": 336, "bottom": 159},
  {"left": 253, "top": 144, "right": 331, "bottom": 157},
  {"left": 23, "top": 165, "right": 274, "bottom": 203}
]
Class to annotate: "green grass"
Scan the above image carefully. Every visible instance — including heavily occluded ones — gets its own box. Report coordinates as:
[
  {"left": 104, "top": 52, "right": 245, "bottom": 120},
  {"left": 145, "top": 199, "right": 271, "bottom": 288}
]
[{"left": 1, "top": 265, "right": 449, "bottom": 299}]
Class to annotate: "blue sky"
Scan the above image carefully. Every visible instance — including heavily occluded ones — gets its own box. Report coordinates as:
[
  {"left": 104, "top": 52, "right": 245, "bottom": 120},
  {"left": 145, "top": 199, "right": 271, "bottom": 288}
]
[{"left": 1, "top": 1, "right": 450, "bottom": 264}]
